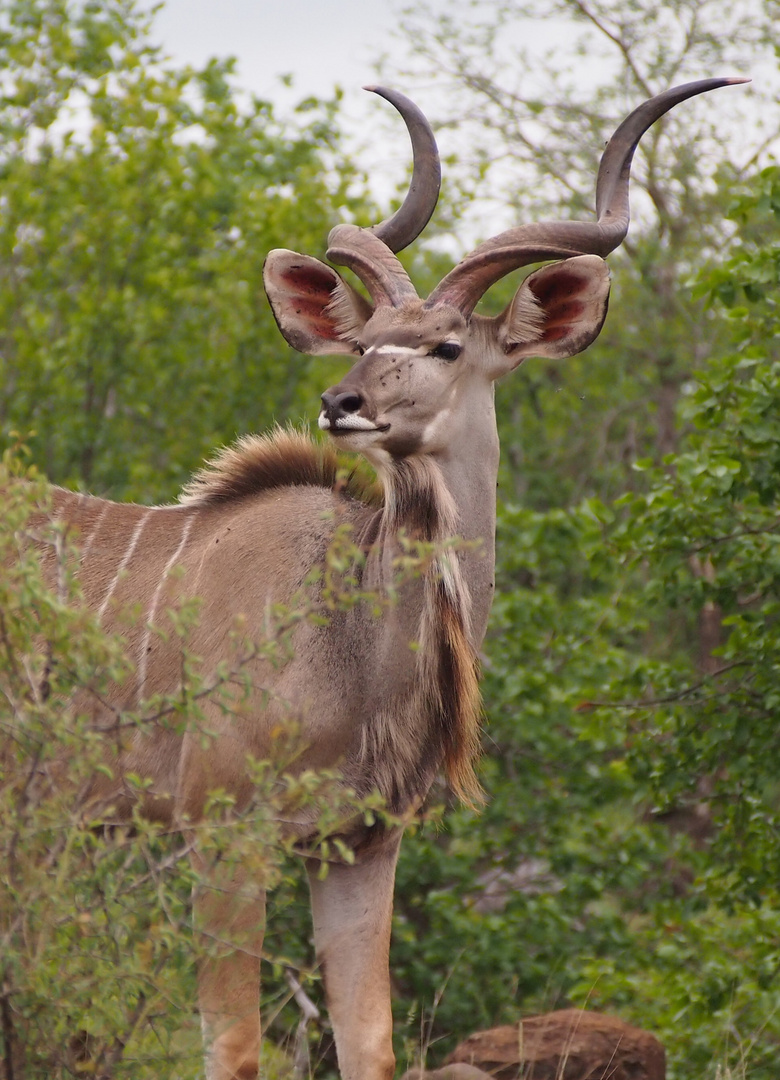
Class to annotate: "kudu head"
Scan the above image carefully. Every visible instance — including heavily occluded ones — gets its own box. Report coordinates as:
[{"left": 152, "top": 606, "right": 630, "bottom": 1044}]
[{"left": 263, "top": 80, "right": 746, "bottom": 467}]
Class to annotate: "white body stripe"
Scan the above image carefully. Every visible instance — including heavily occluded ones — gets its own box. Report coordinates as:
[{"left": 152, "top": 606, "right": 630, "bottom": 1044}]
[
  {"left": 80, "top": 502, "right": 109, "bottom": 560},
  {"left": 138, "top": 514, "right": 194, "bottom": 697},
  {"left": 98, "top": 510, "right": 151, "bottom": 620}
]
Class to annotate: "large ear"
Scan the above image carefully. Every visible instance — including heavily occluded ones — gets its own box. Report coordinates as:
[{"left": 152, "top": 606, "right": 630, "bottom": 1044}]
[
  {"left": 263, "top": 249, "right": 374, "bottom": 356},
  {"left": 491, "top": 254, "right": 611, "bottom": 376}
]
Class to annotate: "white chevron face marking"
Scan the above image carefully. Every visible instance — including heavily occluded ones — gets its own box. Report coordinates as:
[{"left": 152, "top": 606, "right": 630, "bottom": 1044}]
[{"left": 371, "top": 344, "right": 427, "bottom": 357}]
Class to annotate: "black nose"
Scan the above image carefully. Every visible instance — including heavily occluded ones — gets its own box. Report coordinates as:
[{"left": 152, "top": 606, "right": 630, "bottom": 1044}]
[{"left": 321, "top": 389, "right": 364, "bottom": 423}]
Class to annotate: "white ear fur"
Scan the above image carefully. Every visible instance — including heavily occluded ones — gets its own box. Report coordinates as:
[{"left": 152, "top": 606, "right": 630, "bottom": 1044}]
[
  {"left": 493, "top": 254, "right": 611, "bottom": 374},
  {"left": 324, "top": 278, "right": 373, "bottom": 342},
  {"left": 498, "top": 283, "right": 548, "bottom": 348},
  {"left": 263, "top": 249, "right": 373, "bottom": 356}
]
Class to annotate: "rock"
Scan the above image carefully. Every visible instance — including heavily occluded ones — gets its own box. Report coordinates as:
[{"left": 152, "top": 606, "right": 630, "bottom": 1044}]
[{"left": 445, "top": 1009, "right": 665, "bottom": 1080}]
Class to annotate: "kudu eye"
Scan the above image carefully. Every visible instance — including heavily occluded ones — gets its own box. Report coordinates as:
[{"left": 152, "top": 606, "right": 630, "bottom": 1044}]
[{"left": 431, "top": 342, "right": 461, "bottom": 361}]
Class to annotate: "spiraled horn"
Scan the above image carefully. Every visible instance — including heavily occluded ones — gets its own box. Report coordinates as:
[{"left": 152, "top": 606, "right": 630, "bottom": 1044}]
[
  {"left": 425, "top": 77, "right": 750, "bottom": 315},
  {"left": 364, "top": 85, "right": 442, "bottom": 253},
  {"left": 326, "top": 86, "right": 442, "bottom": 306}
]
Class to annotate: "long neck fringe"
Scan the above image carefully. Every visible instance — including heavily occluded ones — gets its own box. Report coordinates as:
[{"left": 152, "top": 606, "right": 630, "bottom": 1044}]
[{"left": 382, "top": 457, "right": 484, "bottom": 808}]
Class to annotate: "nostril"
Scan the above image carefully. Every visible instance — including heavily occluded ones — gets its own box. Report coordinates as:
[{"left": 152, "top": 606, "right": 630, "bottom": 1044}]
[{"left": 336, "top": 391, "right": 363, "bottom": 414}]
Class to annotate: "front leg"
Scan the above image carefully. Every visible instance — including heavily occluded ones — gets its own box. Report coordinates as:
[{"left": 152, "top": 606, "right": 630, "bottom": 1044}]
[{"left": 307, "top": 829, "right": 403, "bottom": 1080}]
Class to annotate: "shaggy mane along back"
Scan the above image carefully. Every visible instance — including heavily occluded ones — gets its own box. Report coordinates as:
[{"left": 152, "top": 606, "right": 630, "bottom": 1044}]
[{"left": 179, "top": 428, "right": 382, "bottom": 508}]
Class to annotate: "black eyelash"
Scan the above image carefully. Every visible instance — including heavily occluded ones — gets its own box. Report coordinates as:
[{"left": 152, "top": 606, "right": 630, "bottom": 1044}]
[{"left": 431, "top": 342, "right": 461, "bottom": 361}]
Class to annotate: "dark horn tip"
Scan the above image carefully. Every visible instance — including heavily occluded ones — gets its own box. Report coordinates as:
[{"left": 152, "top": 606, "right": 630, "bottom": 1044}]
[{"left": 363, "top": 85, "right": 421, "bottom": 110}]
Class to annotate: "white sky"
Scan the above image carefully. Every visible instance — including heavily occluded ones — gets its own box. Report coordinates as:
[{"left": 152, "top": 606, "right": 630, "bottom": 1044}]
[
  {"left": 146, "top": 0, "right": 425, "bottom": 105},
  {"left": 140, "top": 0, "right": 576, "bottom": 238},
  {"left": 140, "top": 2, "right": 771, "bottom": 242},
  {"left": 143, "top": 0, "right": 463, "bottom": 214}
]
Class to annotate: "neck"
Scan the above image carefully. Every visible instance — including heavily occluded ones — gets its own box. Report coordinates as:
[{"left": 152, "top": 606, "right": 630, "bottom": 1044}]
[
  {"left": 427, "top": 407, "right": 500, "bottom": 649},
  {"left": 369, "top": 398, "right": 500, "bottom": 650},
  {"left": 355, "top": 421, "right": 498, "bottom": 808}
]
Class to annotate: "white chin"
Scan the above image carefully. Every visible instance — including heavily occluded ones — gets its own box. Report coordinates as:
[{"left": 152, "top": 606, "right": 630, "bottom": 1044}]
[
  {"left": 334, "top": 416, "right": 380, "bottom": 432},
  {"left": 329, "top": 429, "right": 378, "bottom": 448}
]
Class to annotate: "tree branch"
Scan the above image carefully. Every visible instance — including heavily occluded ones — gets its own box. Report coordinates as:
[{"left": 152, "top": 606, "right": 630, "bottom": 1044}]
[{"left": 576, "top": 659, "right": 753, "bottom": 710}]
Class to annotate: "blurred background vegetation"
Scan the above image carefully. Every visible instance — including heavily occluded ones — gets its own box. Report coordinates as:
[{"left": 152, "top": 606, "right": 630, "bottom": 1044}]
[{"left": 2, "top": 0, "right": 780, "bottom": 1077}]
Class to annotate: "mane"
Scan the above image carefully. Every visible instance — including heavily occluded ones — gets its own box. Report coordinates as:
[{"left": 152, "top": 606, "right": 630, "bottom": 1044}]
[{"left": 179, "top": 427, "right": 383, "bottom": 508}]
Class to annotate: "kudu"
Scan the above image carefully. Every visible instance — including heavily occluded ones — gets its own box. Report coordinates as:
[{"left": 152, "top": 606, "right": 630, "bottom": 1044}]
[{"left": 16, "top": 78, "right": 744, "bottom": 1080}]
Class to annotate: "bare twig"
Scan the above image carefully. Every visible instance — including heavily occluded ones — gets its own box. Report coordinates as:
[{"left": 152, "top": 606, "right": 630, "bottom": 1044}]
[
  {"left": 285, "top": 968, "right": 321, "bottom": 1079},
  {"left": 577, "top": 659, "right": 752, "bottom": 710}
]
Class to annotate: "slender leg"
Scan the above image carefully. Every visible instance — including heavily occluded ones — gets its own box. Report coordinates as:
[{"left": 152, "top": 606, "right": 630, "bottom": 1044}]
[
  {"left": 307, "top": 829, "right": 403, "bottom": 1080},
  {"left": 192, "top": 852, "right": 266, "bottom": 1080}
]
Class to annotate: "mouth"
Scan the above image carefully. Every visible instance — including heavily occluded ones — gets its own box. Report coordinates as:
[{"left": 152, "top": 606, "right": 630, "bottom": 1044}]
[{"left": 318, "top": 413, "right": 390, "bottom": 435}]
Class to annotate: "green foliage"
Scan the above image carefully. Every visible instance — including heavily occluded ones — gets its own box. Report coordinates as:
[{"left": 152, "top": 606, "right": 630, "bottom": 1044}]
[
  {"left": 4, "top": 2, "right": 780, "bottom": 1078},
  {"left": 392, "top": 159, "right": 780, "bottom": 1079},
  {"left": 600, "top": 169, "right": 780, "bottom": 900},
  {"left": 573, "top": 903, "right": 780, "bottom": 1078},
  {"left": 0, "top": 450, "right": 393, "bottom": 1077},
  {"left": 0, "top": 452, "right": 199, "bottom": 1076},
  {"left": 0, "top": 0, "right": 368, "bottom": 502}
]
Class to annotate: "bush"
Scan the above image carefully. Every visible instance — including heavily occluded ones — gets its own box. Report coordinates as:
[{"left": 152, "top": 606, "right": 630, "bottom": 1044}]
[{"left": 0, "top": 452, "right": 383, "bottom": 1077}]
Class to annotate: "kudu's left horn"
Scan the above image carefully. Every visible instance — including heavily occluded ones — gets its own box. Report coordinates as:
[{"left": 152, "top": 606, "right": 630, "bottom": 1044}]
[{"left": 425, "top": 77, "right": 750, "bottom": 315}]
